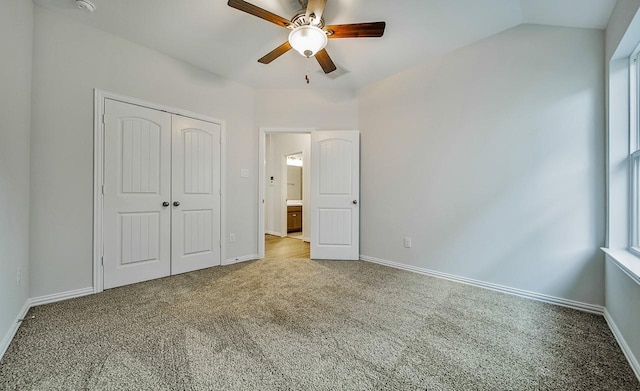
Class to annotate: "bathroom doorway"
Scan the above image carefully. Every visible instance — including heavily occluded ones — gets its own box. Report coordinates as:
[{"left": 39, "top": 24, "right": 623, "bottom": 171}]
[{"left": 259, "top": 129, "right": 311, "bottom": 259}]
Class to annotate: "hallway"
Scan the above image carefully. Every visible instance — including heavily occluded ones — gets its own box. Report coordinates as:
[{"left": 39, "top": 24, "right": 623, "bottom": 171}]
[{"left": 265, "top": 235, "right": 309, "bottom": 259}]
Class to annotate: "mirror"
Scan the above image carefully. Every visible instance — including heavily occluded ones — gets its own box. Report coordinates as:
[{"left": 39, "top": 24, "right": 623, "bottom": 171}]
[{"left": 287, "top": 153, "right": 303, "bottom": 200}]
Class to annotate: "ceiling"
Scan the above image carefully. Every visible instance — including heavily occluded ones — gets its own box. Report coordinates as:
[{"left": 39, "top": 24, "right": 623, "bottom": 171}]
[{"left": 34, "top": 0, "right": 617, "bottom": 90}]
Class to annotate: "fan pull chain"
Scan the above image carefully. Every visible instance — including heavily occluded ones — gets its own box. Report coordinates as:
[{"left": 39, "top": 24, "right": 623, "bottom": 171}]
[{"left": 305, "top": 57, "right": 310, "bottom": 84}]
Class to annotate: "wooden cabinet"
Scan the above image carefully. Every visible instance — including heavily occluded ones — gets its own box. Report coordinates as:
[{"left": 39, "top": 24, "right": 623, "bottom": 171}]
[{"left": 287, "top": 206, "right": 302, "bottom": 233}]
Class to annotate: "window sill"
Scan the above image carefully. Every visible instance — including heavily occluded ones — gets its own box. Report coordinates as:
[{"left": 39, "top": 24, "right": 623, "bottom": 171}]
[{"left": 601, "top": 248, "right": 640, "bottom": 285}]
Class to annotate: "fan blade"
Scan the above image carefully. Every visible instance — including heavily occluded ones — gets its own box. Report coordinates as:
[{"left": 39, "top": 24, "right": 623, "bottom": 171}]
[
  {"left": 227, "top": 0, "right": 292, "bottom": 29},
  {"left": 258, "top": 41, "right": 292, "bottom": 64},
  {"left": 325, "top": 22, "right": 386, "bottom": 38},
  {"left": 315, "top": 49, "right": 337, "bottom": 74},
  {"left": 305, "top": 0, "right": 327, "bottom": 25}
]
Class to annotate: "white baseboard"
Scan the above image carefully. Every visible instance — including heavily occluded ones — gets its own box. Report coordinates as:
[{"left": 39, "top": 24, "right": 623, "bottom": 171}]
[
  {"left": 0, "top": 300, "right": 30, "bottom": 361},
  {"left": 265, "top": 230, "right": 285, "bottom": 237},
  {"left": 29, "top": 287, "right": 94, "bottom": 308},
  {"left": 223, "top": 254, "right": 260, "bottom": 266},
  {"left": 359, "top": 255, "right": 604, "bottom": 315},
  {"left": 0, "top": 286, "right": 94, "bottom": 361},
  {"left": 604, "top": 309, "right": 640, "bottom": 382},
  {"left": 303, "top": 237, "right": 310, "bottom": 243}
]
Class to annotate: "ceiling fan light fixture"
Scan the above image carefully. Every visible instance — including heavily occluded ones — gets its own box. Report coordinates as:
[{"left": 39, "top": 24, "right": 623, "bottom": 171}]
[
  {"left": 288, "top": 25, "right": 328, "bottom": 58},
  {"left": 76, "top": 0, "right": 96, "bottom": 12}
]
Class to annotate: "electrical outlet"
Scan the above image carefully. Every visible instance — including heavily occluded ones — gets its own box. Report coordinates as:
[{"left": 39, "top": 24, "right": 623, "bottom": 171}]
[
  {"left": 404, "top": 237, "right": 412, "bottom": 248},
  {"left": 17, "top": 266, "right": 21, "bottom": 286},
  {"left": 229, "top": 233, "right": 236, "bottom": 243}
]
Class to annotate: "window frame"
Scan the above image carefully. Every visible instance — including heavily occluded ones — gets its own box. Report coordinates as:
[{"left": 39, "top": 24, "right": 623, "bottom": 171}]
[{"left": 629, "top": 48, "right": 640, "bottom": 256}]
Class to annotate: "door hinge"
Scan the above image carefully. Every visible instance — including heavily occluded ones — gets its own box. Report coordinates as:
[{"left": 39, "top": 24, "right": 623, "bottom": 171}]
[
  {"left": 219, "top": 240, "right": 221, "bottom": 248},
  {"left": 101, "top": 256, "right": 104, "bottom": 266},
  {"left": 101, "top": 185, "right": 104, "bottom": 195},
  {"left": 102, "top": 114, "right": 106, "bottom": 124}
]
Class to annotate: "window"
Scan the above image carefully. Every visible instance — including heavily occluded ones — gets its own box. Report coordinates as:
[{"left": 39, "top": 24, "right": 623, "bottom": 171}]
[{"left": 630, "top": 50, "right": 640, "bottom": 255}]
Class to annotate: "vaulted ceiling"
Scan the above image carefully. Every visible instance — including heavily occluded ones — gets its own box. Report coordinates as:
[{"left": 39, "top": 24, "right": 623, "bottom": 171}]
[{"left": 34, "top": 0, "right": 617, "bottom": 89}]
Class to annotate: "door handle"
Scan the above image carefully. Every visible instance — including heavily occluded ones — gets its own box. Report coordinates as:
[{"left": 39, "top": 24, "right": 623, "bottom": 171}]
[
  {"left": 162, "top": 201, "right": 170, "bottom": 207},
  {"left": 352, "top": 200, "right": 358, "bottom": 205},
  {"left": 173, "top": 201, "right": 180, "bottom": 207}
]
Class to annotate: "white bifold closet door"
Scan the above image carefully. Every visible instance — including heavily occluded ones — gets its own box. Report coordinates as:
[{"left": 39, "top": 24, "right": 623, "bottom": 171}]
[
  {"left": 171, "top": 115, "right": 221, "bottom": 275},
  {"left": 103, "top": 99, "right": 221, "bottom": 289}
]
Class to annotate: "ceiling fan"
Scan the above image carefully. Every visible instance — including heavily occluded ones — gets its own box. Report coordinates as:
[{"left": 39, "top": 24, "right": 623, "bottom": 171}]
[{"left": 227, "top": 0, "right": 386, "bottom": 75}]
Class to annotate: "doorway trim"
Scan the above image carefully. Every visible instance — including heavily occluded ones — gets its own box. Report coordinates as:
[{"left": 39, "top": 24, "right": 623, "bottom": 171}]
[
  {"left": 93, "top": 89, "right": 227, "bottom": 293},
  {"left": 258, "top": 127, "right": 314, "bottom": 259}
]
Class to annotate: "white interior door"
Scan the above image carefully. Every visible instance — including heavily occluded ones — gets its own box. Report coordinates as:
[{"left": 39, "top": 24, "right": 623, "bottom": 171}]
[
  {"left": 171, "top": 115, "right": 222, "bottom": 274},
  {"left": 310, "top": 130, "right": 360, "bottom": 260},
  {"left": 103, "top": 99, "right": 172, "bottom": 289}
]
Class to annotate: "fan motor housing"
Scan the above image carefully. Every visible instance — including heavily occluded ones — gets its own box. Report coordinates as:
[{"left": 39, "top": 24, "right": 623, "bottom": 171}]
[{"left": 291, "top": 10, "right": 325, "bottom": 29}]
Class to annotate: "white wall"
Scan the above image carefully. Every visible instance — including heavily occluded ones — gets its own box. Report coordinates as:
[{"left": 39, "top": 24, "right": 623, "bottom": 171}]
[
  {"left": 255, "top": 89, "right": 358, "bottom": 130},
  {"left": 605, "top": 258, "right": 640, "bottom": 377},
  {"left": 0, "top": 0, "right": 33, "bottom": 354},
  {"left": 29, "top": 7, "right": 257, "bottom": 297},
  {"left": 358, "top": 24, "right": 605, "bottom": 306},
  {"left": 265, "top": 133, "right": 310, "bottom": 239}
]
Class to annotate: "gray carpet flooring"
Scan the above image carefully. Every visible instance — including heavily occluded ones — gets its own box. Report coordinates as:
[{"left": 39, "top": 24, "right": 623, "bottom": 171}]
[{"left": 1, "top": 258, "right": 638, "bottom": 390}]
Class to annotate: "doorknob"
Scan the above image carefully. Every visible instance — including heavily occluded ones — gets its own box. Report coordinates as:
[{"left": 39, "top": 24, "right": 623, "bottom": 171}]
[
  {"left": 352, "top": 200, "right": 358, "bottom": 205},
  {"left": 162, "top": 201, "right": 170, "bottom": 207},
  {"left": 173, "top": 201, "right": 180, "bottom": 207}
]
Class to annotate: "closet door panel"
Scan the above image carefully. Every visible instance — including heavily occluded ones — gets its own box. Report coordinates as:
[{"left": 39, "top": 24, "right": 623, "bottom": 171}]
[
  {"left": 103, "top": 99, "right": 172, "bottom": 289},
  {"left": 171, "top": 115, "right": 222, "bottom": 274}
]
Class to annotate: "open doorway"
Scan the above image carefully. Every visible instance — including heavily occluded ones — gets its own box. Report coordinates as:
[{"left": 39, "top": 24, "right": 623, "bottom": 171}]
[
  {"left": 258, "top": 128, "right": 313, "bottom": 259},
  {"left": 259, "top": 128, "right": 361, "bottom": 260}
]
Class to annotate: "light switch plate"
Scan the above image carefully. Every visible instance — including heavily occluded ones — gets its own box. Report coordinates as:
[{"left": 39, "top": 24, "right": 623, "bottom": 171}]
[{"left": 240, "top": 169, "right": 249, "bottom": 178}]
